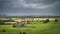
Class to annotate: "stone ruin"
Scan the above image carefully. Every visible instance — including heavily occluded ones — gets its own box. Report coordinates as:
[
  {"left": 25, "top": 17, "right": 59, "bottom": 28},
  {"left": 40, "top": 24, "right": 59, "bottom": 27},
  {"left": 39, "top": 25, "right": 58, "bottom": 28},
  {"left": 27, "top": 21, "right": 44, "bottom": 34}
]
[{"left": 13, "top": 21, "right": 27, "bottom": 27}]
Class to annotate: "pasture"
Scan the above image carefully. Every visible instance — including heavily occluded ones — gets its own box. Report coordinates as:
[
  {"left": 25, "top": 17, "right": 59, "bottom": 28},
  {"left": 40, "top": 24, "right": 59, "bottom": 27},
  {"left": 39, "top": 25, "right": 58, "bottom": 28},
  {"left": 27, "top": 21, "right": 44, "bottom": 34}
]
[{"left": 0, "top": 18, "right": 60, "bottom": 34}]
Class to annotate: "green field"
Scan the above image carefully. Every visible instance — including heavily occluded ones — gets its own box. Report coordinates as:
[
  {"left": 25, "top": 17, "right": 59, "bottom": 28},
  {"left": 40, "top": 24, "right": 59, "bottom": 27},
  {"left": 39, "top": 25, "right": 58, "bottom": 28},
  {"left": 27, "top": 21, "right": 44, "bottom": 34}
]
[{"left": 0, "top": 20, "right": 60, "bottom": 34}]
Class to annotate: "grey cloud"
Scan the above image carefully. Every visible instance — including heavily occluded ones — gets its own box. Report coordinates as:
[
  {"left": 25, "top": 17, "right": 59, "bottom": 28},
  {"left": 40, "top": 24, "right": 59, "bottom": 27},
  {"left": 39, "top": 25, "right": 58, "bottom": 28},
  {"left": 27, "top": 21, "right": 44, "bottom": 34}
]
[
  {"left": 25, "top": 0, "right": 59, "bottom": 4},
  {"left": 0, "top": 0, "right": 60, "bottom": 16}
]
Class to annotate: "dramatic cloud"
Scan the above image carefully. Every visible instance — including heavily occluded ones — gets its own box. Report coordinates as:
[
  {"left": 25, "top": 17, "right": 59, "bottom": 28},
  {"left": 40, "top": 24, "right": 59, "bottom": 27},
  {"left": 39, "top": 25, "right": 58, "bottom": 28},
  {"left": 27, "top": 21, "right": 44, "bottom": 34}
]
[
  {"left": 20, "top": 0, "right": 58, "bottom": 9},
  {"left": 0, "top": 0, "right": 60, "bottom": 16}
]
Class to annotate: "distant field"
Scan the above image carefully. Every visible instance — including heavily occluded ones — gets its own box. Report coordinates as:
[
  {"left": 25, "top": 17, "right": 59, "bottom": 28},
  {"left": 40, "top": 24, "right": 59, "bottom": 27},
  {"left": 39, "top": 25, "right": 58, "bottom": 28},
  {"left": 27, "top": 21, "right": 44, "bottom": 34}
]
[
  {"left": 0, "top": 17, "right": 60, "bottom": 21},
  {"left": 0, "top": 20, "right": 60, "bottom": 34}
]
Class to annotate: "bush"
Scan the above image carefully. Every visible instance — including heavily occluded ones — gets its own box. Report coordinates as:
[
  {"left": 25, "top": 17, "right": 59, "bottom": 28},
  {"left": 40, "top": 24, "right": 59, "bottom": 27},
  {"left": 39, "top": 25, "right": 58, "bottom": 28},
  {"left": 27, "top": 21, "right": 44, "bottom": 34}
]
[
  {"left": 43, "top": 19, "right": 49, "bottom": 23},
  {"left": 19, "top": 32, "right": 22, "bottom": 34},
  {"left": 36, "top": 20, "right": 38, "bottom": 22},
  {"left": 2, "top": 29, "right": 6, "bottom": 32},
  {"left": 55, "top": 19, "right": 58, "bottom": 22},
  {"left": 46, "top": 19, "right": 49, "bottom": 22},
  {"left": 23, "top": 32, "right": 26, "bottom": 34},
  {"left": 19, "top": 32, "right": 26, "bottom": 34},
  {"left": 32, "top": 20, "right": 34, "bottom": 22},
  {"left": 0, "top": 20, "right": 4, "bottom": 25},
  {"left": 13, "top": 24, "right": 17, "bottom": 27},
  {"left": 27, "top": 21, "right": 31, "bottom": 24},
  {"left": 40, "top": 20, "right": 41, "bottom": 22}
]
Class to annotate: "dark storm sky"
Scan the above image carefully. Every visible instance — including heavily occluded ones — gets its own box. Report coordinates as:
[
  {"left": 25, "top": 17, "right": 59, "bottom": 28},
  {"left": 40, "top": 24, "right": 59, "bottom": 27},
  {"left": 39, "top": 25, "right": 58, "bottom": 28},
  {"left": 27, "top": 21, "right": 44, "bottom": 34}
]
[{"left": 0, "top": 0, "right": 60, "bottom": 16}]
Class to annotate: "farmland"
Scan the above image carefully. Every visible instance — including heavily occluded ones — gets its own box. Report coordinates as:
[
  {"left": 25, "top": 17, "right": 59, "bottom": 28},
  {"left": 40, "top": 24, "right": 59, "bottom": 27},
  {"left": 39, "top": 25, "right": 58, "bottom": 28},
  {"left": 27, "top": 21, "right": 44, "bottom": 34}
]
[{"left": 0, "top": 17, "right": 60, "bottom": 34}]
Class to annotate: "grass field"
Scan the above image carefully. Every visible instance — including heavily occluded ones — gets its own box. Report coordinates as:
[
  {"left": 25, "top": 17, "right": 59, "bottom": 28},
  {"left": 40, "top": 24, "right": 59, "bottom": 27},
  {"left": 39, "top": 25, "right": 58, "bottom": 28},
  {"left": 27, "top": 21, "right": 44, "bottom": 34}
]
[{"left": 0, "top": 20, "right": 60, "bottom": 34}]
